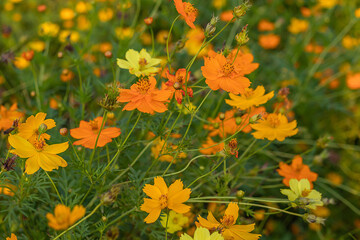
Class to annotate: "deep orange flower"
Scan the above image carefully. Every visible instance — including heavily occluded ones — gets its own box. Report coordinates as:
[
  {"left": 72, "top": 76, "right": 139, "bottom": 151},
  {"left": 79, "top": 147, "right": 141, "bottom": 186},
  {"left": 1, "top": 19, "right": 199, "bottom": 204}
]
[
  {"left": 117, "top": 76, "right": 172, "bottom": 114},
  {"left": 258, "top": 34, "right": 280, "bottom": 50},
  {"left": 277, "top": 155, "right": 318, "bottom": 188},
  {"left": 346, "top": 73, "right": 360, "bottom": 90},
  {"left": 70, "top": 117, "right": 121, "bottom": 149},
  {"left": 6, "top": 233, "right": 17, "bottom": 240},
  {"left": 164, "top": 68, "right": 193, "bottom": 104},
  {"left": 174, "top": 0, "right": 198, "bottom": 29},
  {"left": 0, "top": 103, "right": 24, "bottom": 131},
  {"left": 199, "top": 137, "right": 224, "bottom": 155},
  {"left": 257, "top": 20, "right": 275, "bottom": 31},
  {"left": 196, "top": 202, "right": 261, "bottom": 240},
  {"left": 140, "top": 176, "right": 191, "bottom": 223},
  {"left": 201, "top": 50, "right": 258, "bottom": 94},
  {"left": 46, "top": 204, "right": 86, "bottom": 230}
]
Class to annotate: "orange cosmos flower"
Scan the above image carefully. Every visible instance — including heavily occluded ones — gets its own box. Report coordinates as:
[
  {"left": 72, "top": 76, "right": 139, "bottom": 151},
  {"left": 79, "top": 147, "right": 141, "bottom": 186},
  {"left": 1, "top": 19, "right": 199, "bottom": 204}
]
[
  {"left": 0, "top": 103, "right": 24, "bottom": 131},
  {"left": 8, "top": 134, "right": 68, "bottom": 174},
  {"left": 174, "top": 0, "right": 198, "bottom": 29},
  {"left": 0, "top": 182, "right": 16, "bottom": 196},
  {"left": 196, "top": 202, "right": 261, "bottom": 240},
  {"left": 6, "top": 233, "right": 17, "bottom": 240},
  {"left": 277, "top": 155, "right": 318, "bottom": 188},
  {"left": 140, "top": 176, "right": 191, "bottom": 223},
  {"left": 226, "top": 86, "right": 274, "bottom": 110},
  {"left": 201, "top": 50, "right": 258, "bottom": 94},
  {"left": 164, "top": 68, "right": 193, "bottom": 104},
  {"left": 257, "top": 20, "right": 275, "bottom": 31},
  {"left": 346, "top": 73, "right": 360, "bottom": 90},
  {"left": 250, "top": 113, "right": 298, "bottom": 141},
  {"left": 46, "top": 204, "right": 86, "bottom": 230},
  {"left": 70, "top": 116, "right": 121, "bottom": 149},
  {"left": 117, "top": 76, "right": 172, "bottom": 114},
  {"left": 199, "top": 137, "right": 224, "bottom": 155},
  {"left": 258, "top": 34, "right": 280, "bottom": 50}
]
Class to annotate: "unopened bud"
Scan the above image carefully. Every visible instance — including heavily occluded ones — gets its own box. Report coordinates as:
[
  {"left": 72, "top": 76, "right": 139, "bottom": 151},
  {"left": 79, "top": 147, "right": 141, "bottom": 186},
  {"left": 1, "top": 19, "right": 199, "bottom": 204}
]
[
  {"left": 233, "top": 1, "right": 250, "bottom": 18},
  {"left": 213, "top": 122, "right": 220, "bottom": 129},
  {"left": 236, "top": 190, "right": 245, "bottom": 198},
  {"left": 235, "top": 25, "right": 249, "bottom": 46},
  {"left": 144, "top": 17, "right": 153, "bottom": 25},
  {"left": 21, "top": 50, "right": 34, "bottom": 61},
  {"left": 57, "top": 51, "right": 63, "bottom": 58},
  {"left": 102, "top": 216, "right": 107, "bottom": 221},
  {"left": 304, "top": 214, "right": 326, "bottom": 225},
  {"left": 249, "top": 114, "right": 260, "bottom": 123},
  {"left": 322, "top": 198, "right": 335, "bottom": 205},
  {"left": 205, "top": 23, "right": 216, "bottom": 38},
  {"left": 219, "top": 113, "right": 225, "bottom": 121},
  {"left": 38, "top": 123, "right": 48, "bottom": 134},
  {"left": 60, "top": 128, "right": 68, "bottom": 136},
  {"left": 104, "top": 51, "right": 112, "bottom": 59},
  {"left": 107, "top": 112, "right": 115, "bottom": 119},
  {"left": 235, "top": 116, "right": 242, "bottom": 125},
  {"left": 106, "top": 226, "right": 120, "bottom": 240},
  {"left": 30, "top": 91, "right": 36, "bottom": 97},
  {"left": 175, "top": 39, "right": 186, "bottom": 50}
]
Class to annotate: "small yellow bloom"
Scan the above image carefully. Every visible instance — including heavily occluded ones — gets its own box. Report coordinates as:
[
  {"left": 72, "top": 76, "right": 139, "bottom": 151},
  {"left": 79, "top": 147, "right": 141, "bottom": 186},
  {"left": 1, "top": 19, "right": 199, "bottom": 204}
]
[
  {"left": 212, "top": 0, "right": 227, "bottom": 9},
  {"left": 46, "top": 204, "right": 86, "bottom": 230},
  {"left": 13, "top": 57, "right": 30, "bottom": 69},
  {"left": 161, "top": 211, "right": 189, "bottom": 233},
  {"left": 6, "top": 233, "right": 17, "bottom": 240},
  {"left": 117, "top": 49, "right": 161, "bottom": 77},
  {"left": 226, "top": 86, "right": 274, "bottom": 110},
  {"left": 151, "top": 139, "right": 187, "bottom": 163},
  {"left": 12, "top": 13, "right": 22, "bottom": 22},
  {"left": 28, "top": 40, "right": 46, "bottom": 52},
  {"left": 156, "top": 30, "right": 170, "bottom": 44},
  {"left": 250, "top": 113, "right": 298, "bottom": 141},
  {"left": 76, "top": 1, "right": 92, "bottom": 13},
  {"left": 288, "top": 18, "right": 309, "bottom": 34},
  {"left": 342, "top": 35, "right": 358, "bottom": 49},
  {"left": 59, "top": 30, "right": 80, "bottom": 43},
  {"left": 38, "top": 22, "right": 59, "bottom": 37},
  {"left": 317, "top": 0, "right": 337, "bottom": 9},
  {"left": 180, "top": 227, "right": 224, "bottom": 240},
  {"left": 356, "top": 8, "right": 360, "bottom": 18},
  {"left": 115, "top": 27, "right": 134, "bottom": 40},
  {"left": 18, "top": 112, "right": 56, "bottom": 143},
  {"left": 77, "top": 15, "right": 91, "bottom": 31},
  {"left": 98, "top": 8, "right": 113, "bottom": 22},
  {"left": 281, "top": 179, "right": 323, "bottom": 210},
  {"left": 60, "top": 8, "right": 75, "bottom": 21}
]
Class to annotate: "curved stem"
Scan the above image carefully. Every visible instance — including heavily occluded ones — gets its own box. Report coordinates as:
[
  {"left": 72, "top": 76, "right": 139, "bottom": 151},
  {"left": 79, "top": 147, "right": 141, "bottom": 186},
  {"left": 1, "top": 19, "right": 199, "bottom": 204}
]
[{"left": 45, "top": 171, "right": 63, "bottom": 205}]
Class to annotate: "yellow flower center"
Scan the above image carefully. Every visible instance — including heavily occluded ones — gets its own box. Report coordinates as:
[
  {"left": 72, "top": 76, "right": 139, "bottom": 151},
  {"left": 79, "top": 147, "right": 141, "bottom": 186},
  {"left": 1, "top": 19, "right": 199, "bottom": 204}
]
[
  {"left": 267, "top": 114, "right": 280, "bottom": 128},
  {"left": 228, "top": 139, "right": 237, "bottom": 149},
  {"left": 89, "top": 120, "right": 98, "bottom": 130},
  {"left": 176, "top": 76, "right": 184, "bottom": 84},
  {"left": 243, "top": 88, "right": 255, "bottom": 98},
  {"left": 184, "top": 3, "right": 197, "bottom": 16},
  {"left": 222, "top": 62, "right": 235, "bottom": 76},
  {"left": 220, "top": 214, "right": 235, "bottom": 228},
  {"left": 33, "top": 138, "right": 46, "bottom": 151},
  {"left": 136, "top": 78, "right": 151, "bottom": 94},
  {"left": 301, "top": 189, "right": 311, "bottom": 197},
  {"left": 138, "top": 58, "right": 148, "bottom": 68},
  {"left": 159, "top": 194, "right": 168, "bottom": 209}
]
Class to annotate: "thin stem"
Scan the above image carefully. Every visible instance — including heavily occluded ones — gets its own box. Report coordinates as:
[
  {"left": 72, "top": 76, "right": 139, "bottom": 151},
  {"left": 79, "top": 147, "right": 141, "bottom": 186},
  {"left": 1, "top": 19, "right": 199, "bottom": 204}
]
[
  {"left": 45, "top": 171, "right": 64, "bottom": 205},
  {"left": 52, "top": 203, "right": 102, "bottom": 240},
  {"left": 167, "top": 15, "right": 180, "bottom": 65},
  {"left": 30, "top": 63, "right": 42, "bottom": 110}
]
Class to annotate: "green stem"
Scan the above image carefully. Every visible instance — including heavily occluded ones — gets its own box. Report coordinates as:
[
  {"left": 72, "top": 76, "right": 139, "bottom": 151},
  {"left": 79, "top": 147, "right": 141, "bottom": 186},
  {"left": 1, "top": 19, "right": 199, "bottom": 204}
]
[
  {"left": 30, "top": 63, "right": 42, "bottom": 110},
  {"left": 167, "top": 15, "right": 180, "bottom": 65},
  {"left": 45, "top": 171, "right": 63, "bottom": 205}
]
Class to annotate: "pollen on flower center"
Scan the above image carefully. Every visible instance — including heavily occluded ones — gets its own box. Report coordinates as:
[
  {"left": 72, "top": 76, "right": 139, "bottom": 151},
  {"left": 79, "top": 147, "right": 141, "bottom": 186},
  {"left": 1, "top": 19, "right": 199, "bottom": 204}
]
[
  {"left": 136, "top": 78, "right": 151, "bottom": 94},
  {"left": 89, "top": 120, "right": 98, "bottom": 130},
  {"left": 184, "top": 3, "right": 197, "bottom": 16},
  {"left": 176, "top": 76, "right": 184, "bottom": 84},
  {"left": 159, "top": 194, "right": 168, "bottom": 209},
  {"left": 221, "top": 215, "right": 235, "bottom": 228},
  {"left": 138, "top": 58, "right": 148, "bottom": 68},
  {"left": 267, "top": 114, "right": 280, "bottom": 127},
  {"left": 301, "top": 189, "right": 311, "bottom": 197},
  {"left": 222, "top": 62, "right": 235, "bottom": 76},
  {"left": 243, "top": 88, "right": 255, "bottom": 98},
  {"left": 33, "top": 139, "right": 46, "bottom": 151}
]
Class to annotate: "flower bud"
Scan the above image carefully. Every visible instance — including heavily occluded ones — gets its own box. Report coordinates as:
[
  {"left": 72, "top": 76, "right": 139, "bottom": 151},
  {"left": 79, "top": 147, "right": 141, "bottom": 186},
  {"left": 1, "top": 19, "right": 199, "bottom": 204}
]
[
  {"left": 38, "top": 123, "right": 48, "bottom": 134},
  {"left": 21, "top": 50, "right": 34, "bottom": 61},
  {"left": 57, "top": 51, "right": 64, "bottom": 58},
  {"left": 60, "top": 128, "right": 68, "bottom": 136},
  {"left": 205, "top": 23, "right": 216, "bottom": 38},
  {"left": 304, "top": 214, "right": 326, "bottom": 225},
  {"left": 173, "top": 82, "right": 182, "bottom": 90},
  {"left": 219, "top": 113, "right": 225, "bottom": 121},
  {"left": 100, "top": 185, "right": 121, "bottom": 205},
  {"left": 30, "top": 91, "right": 36, "bottom": 97},
  {"left": 235, "top": 25, "right": 249, "bottom": 46},
  {"left": 99, "top": 84, "right": 121, "bottom": 111},
  {"left": 235, "top": 116, "right": 242, "bottom": 125},
  {"left": 104, "top": 51, "right": 112, "bottom": 59},
  {"left": 105, "top": 226, "right": 120, "bottom": 240},
  {"left": 236, "top": 190, "right": 245, "bottom": 198},
  {"left": 107, "top": 112, "right": 115, "bottom": 119},
  {"left": 249, "top": 114, "right": 260, "bottom": 123},
  {"left": 213, "top": 122, "right": 220, "bottom": 129},
  {"left": 144, "top": 17, "right": 153, "bottom": 25},
  {"left": 233, "top": 1, "right": 250, "bottom": 19}
]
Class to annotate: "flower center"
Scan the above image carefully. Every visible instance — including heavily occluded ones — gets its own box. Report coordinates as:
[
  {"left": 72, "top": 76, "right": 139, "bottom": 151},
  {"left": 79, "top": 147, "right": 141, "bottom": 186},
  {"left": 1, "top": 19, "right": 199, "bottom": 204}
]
[
  {"left": 159, "top": 194, "right": 168, "bottom": 209},
  {"left": 138, "top": 58, "right": 148, "bottom": 68},
  {"left": 184, "top": 3, "right": 197, "bottom": 16},
  {"left": 243, "top": 88, "right": 254, "bottom": 98},
  {"left": 89, "top": 120, "right": 98, "bottom": 130},
  {"left": 136, "top": 78, "right": 151, "bottom": 94},
  {"left": 221, "top": 215, "right": 235, "bottom": 228},
  {"left": 267, "top": 114, "right": 280, "bottom": 128},
  {"left": 176, "top": 76, "right": 184, "bottom": 84},
  {"left": 301, "top": 189, "right": 311, "bottom": 197},
  {"left": 33, "top": 138, "right": 46, "bottom": 151},
  {"left": 222, "top": 62, "right": 235, "bottom": 76}
]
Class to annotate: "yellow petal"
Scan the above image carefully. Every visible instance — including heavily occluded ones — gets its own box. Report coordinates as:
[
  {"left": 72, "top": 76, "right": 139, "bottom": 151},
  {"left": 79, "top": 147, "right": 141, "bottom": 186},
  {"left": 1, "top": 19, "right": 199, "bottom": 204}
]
[{"left": 8, "top": 134, "right": 36, "bottom": 158}]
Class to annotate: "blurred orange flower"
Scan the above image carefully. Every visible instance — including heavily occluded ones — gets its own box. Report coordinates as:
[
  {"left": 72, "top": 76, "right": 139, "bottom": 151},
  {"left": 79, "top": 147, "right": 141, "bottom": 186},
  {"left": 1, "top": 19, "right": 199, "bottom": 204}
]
[
  {"left": 70, "top": 116, "right": 121, "bottom": 149},
  {"left": 6, "top": 233, "right": 17, "bottom": 240},
  {"left": 46, "top": 204, "right": 86, "bottom": 230},
  {"left": 174, "top": 0, "right": 198, "bottom": 29},
  {"left": 118, "top": 76, "right": 172, "bottom": 114},
  {"left": 259, "top": 34, "right": 280, "bottom": 49},
  {"left": 257, "top": 20, "right": 275, "bottom": 31},
  {"left": 277, "top": 155, "right": 318, "bottom": 188},
  {"left": 0, "top": 103, "right": 24, "bottom": 131},
  {"left": 346, "top": 73, "right": 360, "bottom": 90},
  {"left": 200, "top": 137, "right": 224, "bottom": 155}
]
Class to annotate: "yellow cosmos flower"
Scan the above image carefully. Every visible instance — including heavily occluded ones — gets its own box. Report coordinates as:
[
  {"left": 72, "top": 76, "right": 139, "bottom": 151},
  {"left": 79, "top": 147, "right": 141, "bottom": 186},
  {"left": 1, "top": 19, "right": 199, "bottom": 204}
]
[
  {"left": 13, "top": 57, "right": 30, "bottom": 69},
  {"left": 6, "top": 233, "right": 17, "bottom": 240},
  {"left": 38, "top": 22, "right": 59, "bottom": 37},
  {"left": 288, "top": 18, "right": 308, "bottom": 34},
  {"left": 59, "top": 30, "right": 80, "bottom": 43},
  {"left": 28, "top": 40, "right": 46, "bottom": 52},
  {"left": 196, "top": 202, "right": 261, "bottom": 240},
  {"left": 151, "top": 139, "right": 187, "bottom": 163},
  {"left": 117, "top": 49, "right": 161, "bottom": 77},
  {"left": 8, "top": 134, "right": 68, "bottom": 174},
  {"left": 160, "top": 210, "right": 189, "bottom": 233},
  {"left": 225, "top": 86, "right": 274, "bottom": 110},
  {"left": 180, "top": 227, "right": 224, "bottom": 240},
  {"left": 250, "top": 113, "right": 298, "bottom": 141},
  {"left": 317, "top": 0, "right": 337, "bottom": 9},
  {"left": 46, "top": 204, "right": 86, "bottom": 230},
  {"left": 98, "top": 8, "right": 113, "bottom": 22},
  {"left": 60, "top": 8, "right": 75, "bottom": 21},
  {"left": 18, "top": 112, "right": 56, "bottom": 144},
  {"left": 140, "top": 176, "right": 191, "bottom": 223},
  {"left": 281, "top": 179, "right": 323, "bottom": 210}
]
